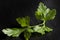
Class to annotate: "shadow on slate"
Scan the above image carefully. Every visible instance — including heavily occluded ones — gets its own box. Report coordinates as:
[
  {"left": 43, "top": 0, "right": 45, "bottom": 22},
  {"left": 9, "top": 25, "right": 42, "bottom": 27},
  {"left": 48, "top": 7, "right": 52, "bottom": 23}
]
[{"left": 0, "top": 0, "right": 60, "bottom": 40}]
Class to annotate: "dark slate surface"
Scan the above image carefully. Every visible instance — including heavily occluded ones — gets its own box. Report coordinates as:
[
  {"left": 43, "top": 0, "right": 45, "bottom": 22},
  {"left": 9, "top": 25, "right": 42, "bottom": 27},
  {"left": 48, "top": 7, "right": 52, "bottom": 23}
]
[{"left": 0, "top": 0, "right": 60, "bottom": 40}]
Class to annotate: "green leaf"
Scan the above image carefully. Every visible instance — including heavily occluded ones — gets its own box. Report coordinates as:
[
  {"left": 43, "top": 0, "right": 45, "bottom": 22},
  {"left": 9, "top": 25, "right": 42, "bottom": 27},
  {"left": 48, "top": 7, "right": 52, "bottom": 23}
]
[
  {"left": 44, "top": 27, "right": 53, "bottom": 32},
  {"left": 24, "top": 31, "right": 31, "bottom": 40},
  {"left": 38, "top": 2, "right": 47, "bottom": 13},
  {"left": 35, "top": 11, "right": 44, "bottom": 20},
  {"left": 45, "top": 9, "right": 56, "bottom": 20},
  {"left": 35, "top": 2, "right": 47, "bottom": 20},
  {"left": 35, "top": 2, "right": 56, "bottom": 21},
  {"left": 16, "top": 16, "right": 30, "bottom": 27},
  {"left": 33, "top": 25, "right": 53, "bottom": 35},
  {"left": 44, "top": 8, "right": 50, "bottom": 17},
  {"left": 2, "top": 28, "right": 25, "bottom": 37},
  {"left": 27, "top": 28, "right": 34, "bottom": 33},
  {"left": 33, "top": 25, "right": 45, "bottom": 35}
]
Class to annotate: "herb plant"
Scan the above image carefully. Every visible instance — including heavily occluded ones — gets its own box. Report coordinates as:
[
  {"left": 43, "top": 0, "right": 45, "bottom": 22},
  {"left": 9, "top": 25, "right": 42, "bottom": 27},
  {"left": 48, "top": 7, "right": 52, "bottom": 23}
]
[{"left": 2, "top": 2, "right": 56, "bottom": 40}]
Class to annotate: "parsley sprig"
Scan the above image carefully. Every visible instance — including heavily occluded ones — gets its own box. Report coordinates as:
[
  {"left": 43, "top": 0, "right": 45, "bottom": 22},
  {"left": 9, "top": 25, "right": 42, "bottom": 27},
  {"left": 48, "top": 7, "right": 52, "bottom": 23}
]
[{"left": 2, "top": 2, "right": 56, "bottom": 40}]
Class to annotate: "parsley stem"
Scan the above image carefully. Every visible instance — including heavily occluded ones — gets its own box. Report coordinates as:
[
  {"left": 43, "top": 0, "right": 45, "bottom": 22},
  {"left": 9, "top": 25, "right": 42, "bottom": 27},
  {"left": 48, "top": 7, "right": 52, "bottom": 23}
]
[
  {"left": 43, "top": 20, "right": 46, "bottom": 27},
  {"left": 26, "top": 38, "right": 28, "bottom": 40}
]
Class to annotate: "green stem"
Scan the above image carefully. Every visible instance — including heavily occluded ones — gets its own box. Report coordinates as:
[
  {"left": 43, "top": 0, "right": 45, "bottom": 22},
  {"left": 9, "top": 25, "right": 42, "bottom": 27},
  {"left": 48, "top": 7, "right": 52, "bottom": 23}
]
[
  {"left": 26, "top": 38, "right": 28, "bottom": 40},
  {"left": 28, "top": 20, "right": 46, "bottom": 28},
  {"left": 43, "top": 20, "right": 46, "bottom": 27}
]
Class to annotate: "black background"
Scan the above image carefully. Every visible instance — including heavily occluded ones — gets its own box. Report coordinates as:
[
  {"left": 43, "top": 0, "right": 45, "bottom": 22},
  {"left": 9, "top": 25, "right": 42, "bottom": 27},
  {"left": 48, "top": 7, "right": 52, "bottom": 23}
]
[{"left": 0, "top": 0, "right": 60, "bottom": 40}]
